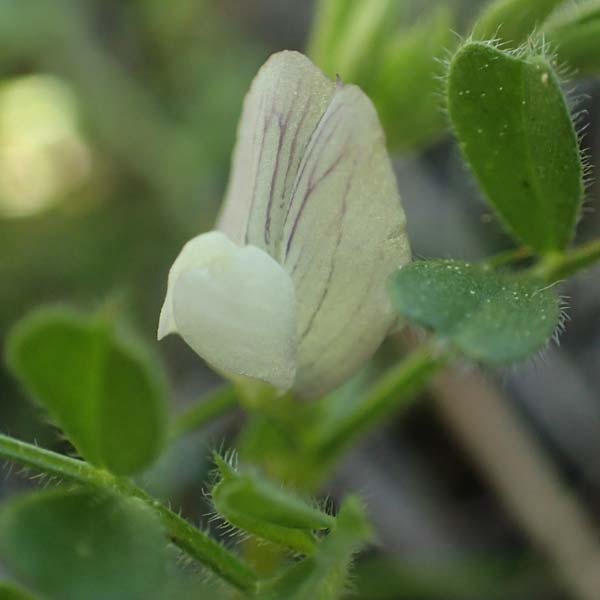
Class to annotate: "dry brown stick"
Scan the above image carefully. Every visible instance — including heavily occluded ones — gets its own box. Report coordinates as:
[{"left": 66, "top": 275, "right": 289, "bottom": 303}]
[{"left": 432, "top": 367, "right": 600, "bottom": 600}]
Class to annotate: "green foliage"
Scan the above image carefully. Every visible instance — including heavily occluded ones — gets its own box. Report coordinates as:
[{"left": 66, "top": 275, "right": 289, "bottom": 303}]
[
  {"left": 390, "top": 260, "right": 560, "bottom": 363},
  {"left": 0, "top": 489, "right": 168, "bottom": 600},
  {"left": 473, "top": 0, "right": 567, "bottom": 46},
  {"left": 0, "top": 583, "right": 36, "bottom": 600},
  {"left": 366, "top": 6, "right": 455, "bottom": 151},
  {"left": 309, "top": 0, "right": 451, "bottom": 151},
  {"left": 257, "top": 497, "right": 372, "bottom": 600},
  {"left": 0, "top": 434, "right": 260, "bottom": 596},
  {"left": 447, "top": 41, "right": 583, "bottom": 253},
  {"left": 307, "top": 0, "right": 357, "bottom": 69},
  {"left": 545, "top": 1, "right": 600, "bottom": 77},
  {"left": 308, "top": 0, "right": 400, "bottom": 82},
  {"left": 6, "top": 307, "right": 167, "bottom": 475},
  {"left": 212, "top": 454, "right": 333, "bottom": 555}
]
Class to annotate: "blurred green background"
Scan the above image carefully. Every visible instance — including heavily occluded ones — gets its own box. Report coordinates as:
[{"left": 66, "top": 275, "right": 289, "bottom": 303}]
[
  {"left": 0, "top": 0, "right": 277, "bottom": 436},
  {"left": 1, "top": 1, "right": 600, "bottom": 599}
]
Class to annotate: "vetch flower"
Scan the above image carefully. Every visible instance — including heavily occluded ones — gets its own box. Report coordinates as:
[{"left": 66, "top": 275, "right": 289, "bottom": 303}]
[{"left": 158, "top": 51, "right": 410, "bottom": 398}]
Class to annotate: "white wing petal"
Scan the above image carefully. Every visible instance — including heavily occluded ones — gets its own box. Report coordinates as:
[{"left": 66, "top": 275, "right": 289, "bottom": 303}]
[
  {"left": 158, "top": 231, "right": 238, "bottom": 340},
  {"left": 217, "top": 51, "right": 336, "bottom": 258},
  {"left": 281, "top": 85, "right": 411, "bottom": 398},
  {"left": 159, "top": 232, "right": 297, "bottom": 390}
]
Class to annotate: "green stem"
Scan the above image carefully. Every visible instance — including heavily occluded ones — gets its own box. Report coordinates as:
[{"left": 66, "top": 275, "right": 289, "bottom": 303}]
[
  {"left": 120, "top": 482, "right": 258, "bottom": 594},
  {"left": 534, "top": 238, "right": 600, "bottom": 283},
  {"left": 307, "top": 344, "right": 447, "bottom": 461},
  {"left": 0, "top": 434, "right": 258, "bottom": 595},
  {"left": 0, "top": 433, "right": 111, "bottom": 486},
  {"left": 169, "top": 385, "right": 238, "bottom": 440},
  {"left": 484, "top": 246, "right": 532, "bottom": 269}
]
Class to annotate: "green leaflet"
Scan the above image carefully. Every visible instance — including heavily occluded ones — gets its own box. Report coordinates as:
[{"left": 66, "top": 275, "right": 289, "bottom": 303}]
[
  {"left": 257, "top": 496, "right": 372, "bottom": 600},
  {"left": 390, "top": 260, "right": 561, "bottom": 363},
  {"left": 6, "top": 307, "right": 167, "bottom": 475},
  {"left": 447, "top": 41, "right": 583, "bottom": 253},
  {"left": 545, "top": 1, "right": 600, "bottom": 77},
  {"left": 212, "top": 455, "right": 334, "bottom": 555},
  {"left": 473, "top": 0, "right": 567, "bottom": 46},
  {"left": 0, "top": 489, "right": 168, "bottom": 600},
  {"left": 366, "top": 6, "right": 455, "bottom": 151}
]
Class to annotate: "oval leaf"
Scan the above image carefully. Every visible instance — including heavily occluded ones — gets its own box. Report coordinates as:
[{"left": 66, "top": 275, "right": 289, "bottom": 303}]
[
  {"left": 0, "top": 489, "right": 168, "bottom": 600},
  {"left": 390, "top": 260, "right": 561, "bottom": 363},
  {"left": 6, "top": 307, "right": 167, "bottom": 475},
  {"left": 447, "top": 42, "right": 583, "bottom": 252}
]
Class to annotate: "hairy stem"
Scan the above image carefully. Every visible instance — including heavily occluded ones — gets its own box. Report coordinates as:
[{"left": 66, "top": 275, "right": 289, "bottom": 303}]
[
  {"left": 120, "top": 481, "right": 258, "bottom": 594},
  {"left": 0, "top": 433, "right": 109, "bottom": 486},
  {"left": 0, "top": 434, "right": 258, "bottom": 595}
]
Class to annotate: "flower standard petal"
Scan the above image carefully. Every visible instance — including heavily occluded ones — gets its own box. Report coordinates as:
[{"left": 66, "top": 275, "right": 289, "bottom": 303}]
[
  {"left": 168, "top": 240, "right": 298, "bottom": 391},
  {"left": 217, "top": 51, "right": 336, "bottom": 258},
  {"left": 281, "top": 84, "right": 411, "bottom": 398}
]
